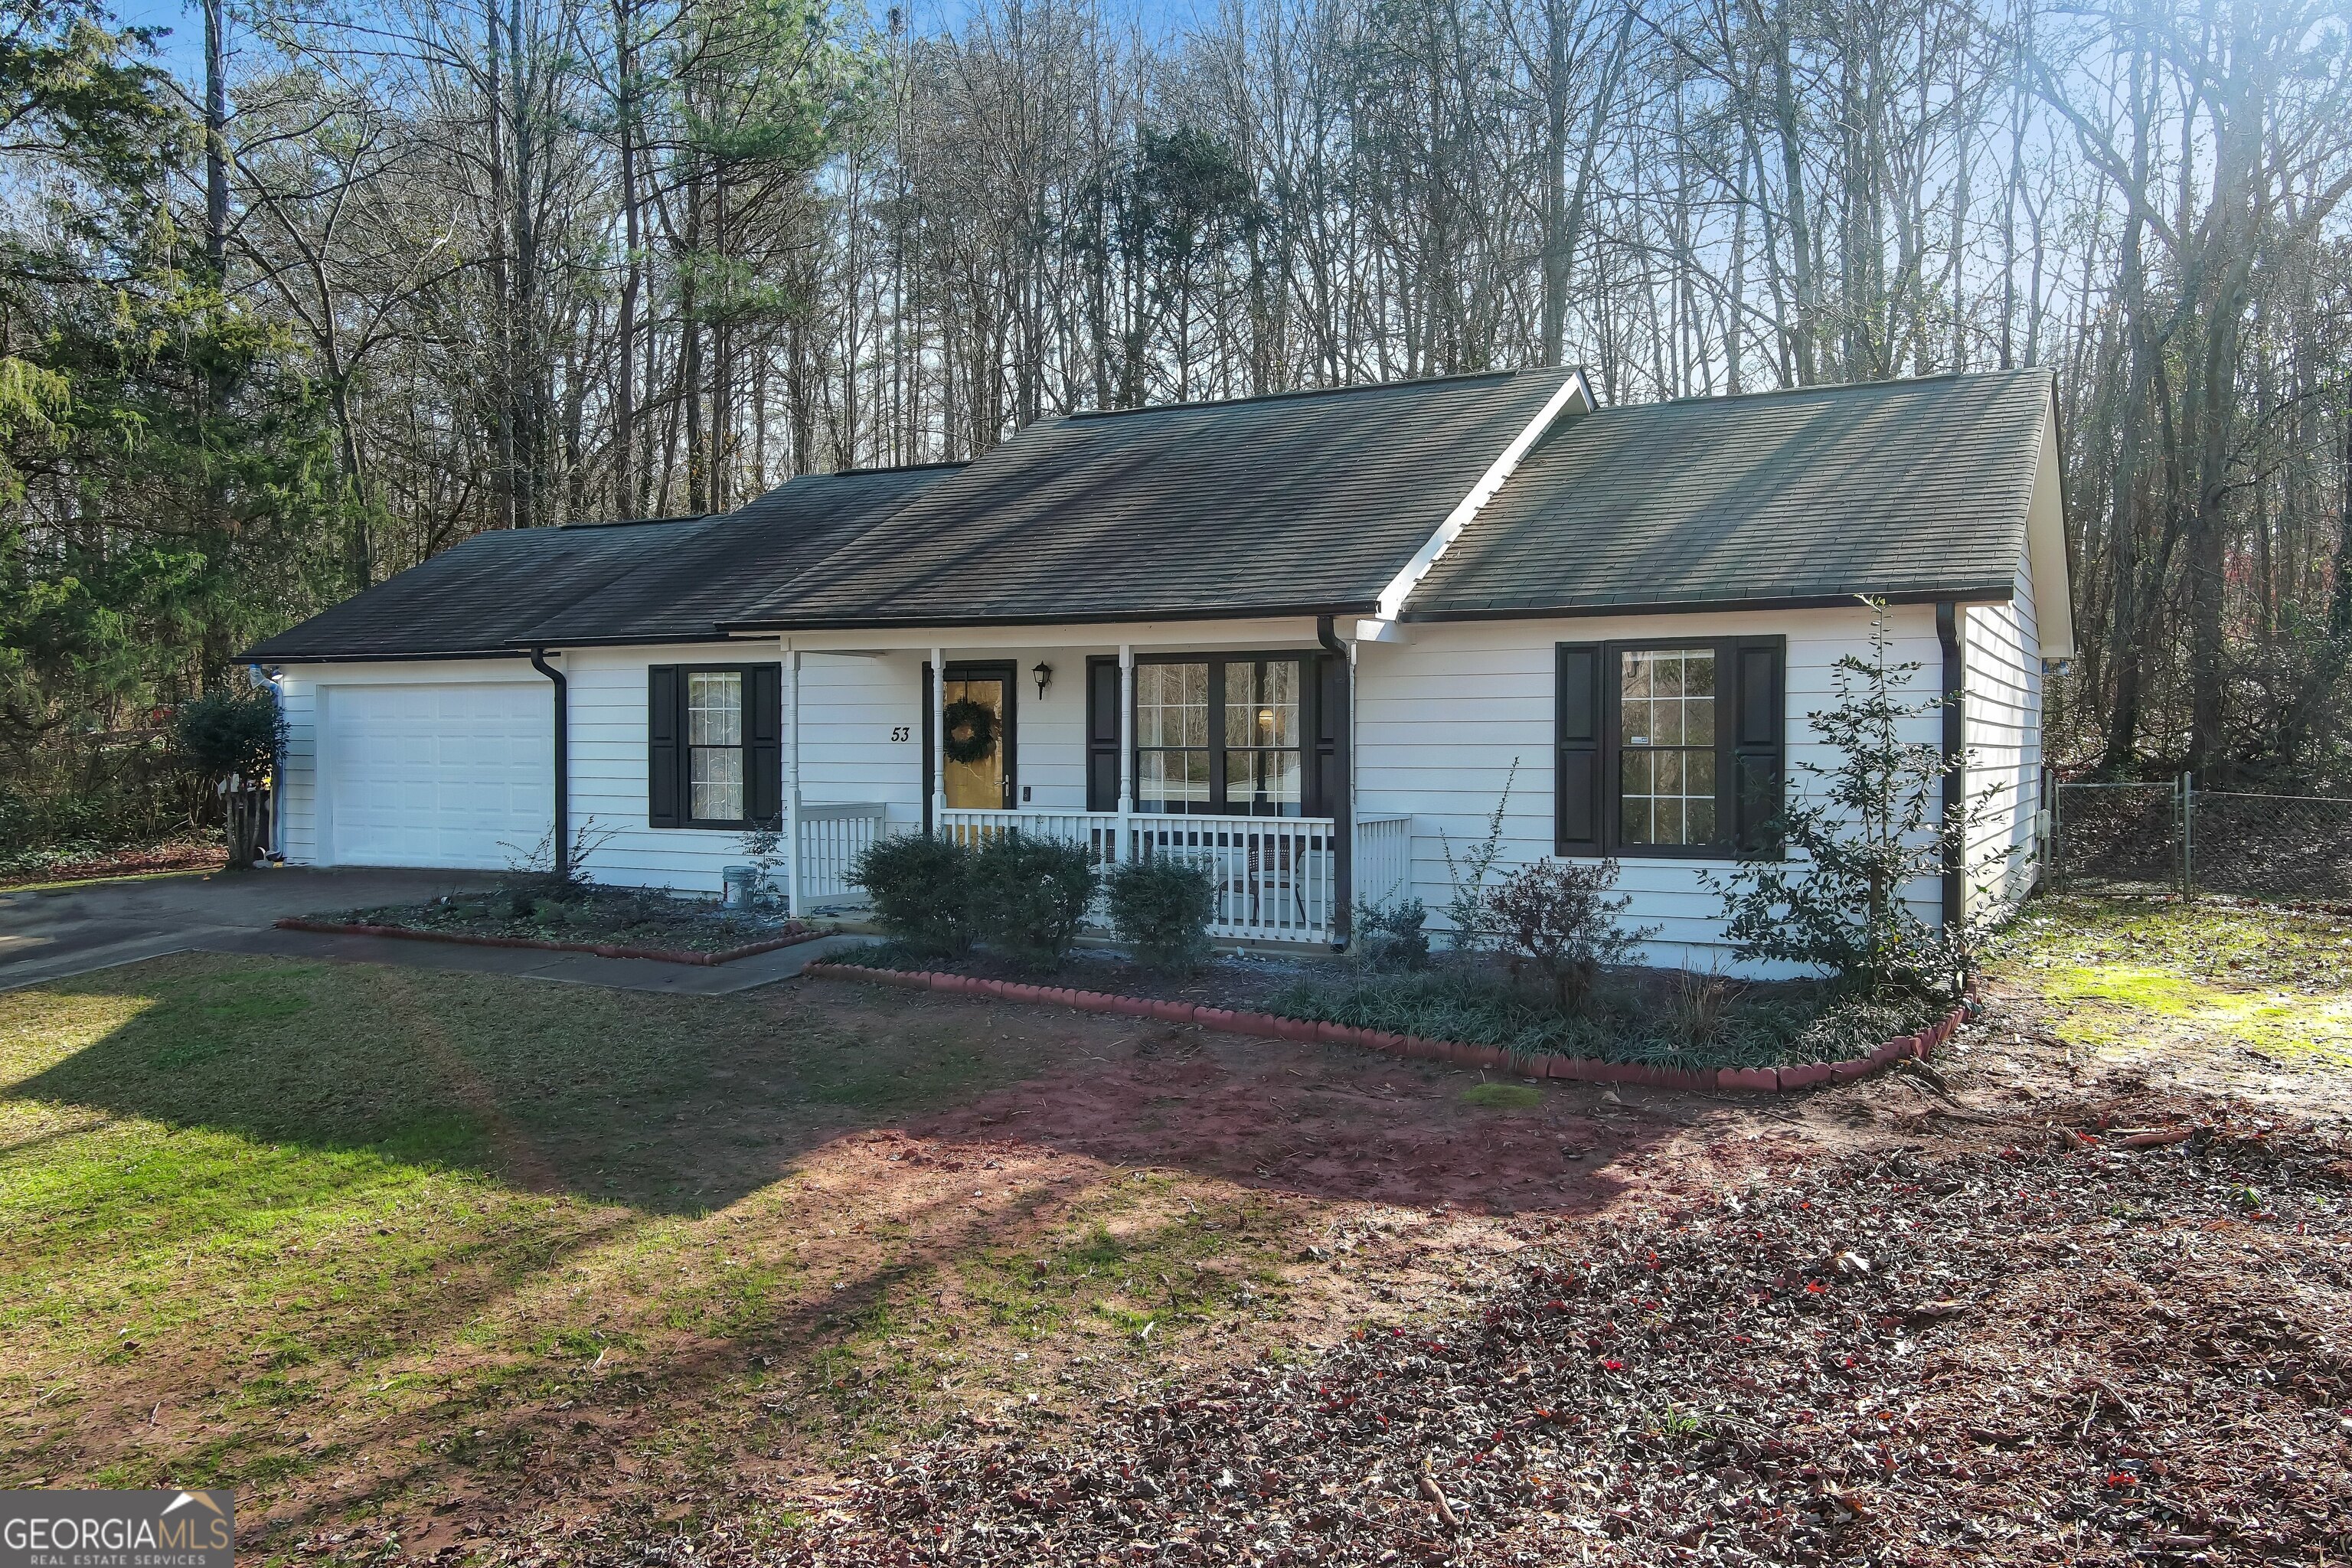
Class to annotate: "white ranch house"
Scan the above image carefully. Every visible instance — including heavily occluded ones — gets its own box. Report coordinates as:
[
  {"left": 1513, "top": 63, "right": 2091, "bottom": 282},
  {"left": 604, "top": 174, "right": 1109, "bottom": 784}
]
[{"left": 246, "top": 368, "right": 2072, "bottom": 966}]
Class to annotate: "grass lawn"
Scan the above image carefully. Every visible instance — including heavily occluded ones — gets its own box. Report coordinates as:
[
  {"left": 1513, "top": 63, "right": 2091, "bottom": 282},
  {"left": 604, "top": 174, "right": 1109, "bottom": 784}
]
[
  {"left": 0, "top": 956, "right": 1336, "bottom": 1552},
  {"left": 4, "top": 891, "right": 2347, "bottom": 1561},
  {"left": 1985, "top": 893, "right": 2352, "bottom": 1070}
]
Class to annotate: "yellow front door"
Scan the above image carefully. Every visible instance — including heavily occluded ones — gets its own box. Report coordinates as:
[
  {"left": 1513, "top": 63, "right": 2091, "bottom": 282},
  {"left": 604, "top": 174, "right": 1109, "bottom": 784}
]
[{"left": 941, "top": 671, "right": 1011, "bottom": 809}]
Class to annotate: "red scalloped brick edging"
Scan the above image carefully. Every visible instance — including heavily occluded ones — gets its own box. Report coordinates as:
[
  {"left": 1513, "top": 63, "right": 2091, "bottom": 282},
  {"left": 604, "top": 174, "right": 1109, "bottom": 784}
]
[
  {"left": 801, "top": 961, "right": 1969, "bottom": 1094},
  {"left": 273, "top": 917, "right": 824, "bottom": 967}
]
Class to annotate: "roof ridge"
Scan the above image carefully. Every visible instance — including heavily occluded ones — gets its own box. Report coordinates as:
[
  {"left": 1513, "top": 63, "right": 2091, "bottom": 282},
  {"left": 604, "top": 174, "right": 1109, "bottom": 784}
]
[
  {"left": 1643, "top": 366, "right": 2051, "bottom": 411},
  {"left": 1064, "top": 365, "right": 1563, "bottom": 421},
  {"left": 557, "top": 513, "right": 713, "bottom": 531},
  {"left": 802, "top": 459, "right": 972, "bottom": 476}
]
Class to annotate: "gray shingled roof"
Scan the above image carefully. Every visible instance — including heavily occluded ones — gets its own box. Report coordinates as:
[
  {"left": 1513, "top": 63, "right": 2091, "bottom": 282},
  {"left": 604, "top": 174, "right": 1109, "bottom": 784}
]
[
  {"left": 244, "top": 368, "right": 2054, "bottom": 663},
  {"left": 1406, "top": 369, "right": 2055, "bottom": 618},
  {"left": 241, "top": 466, "right": 949, "bottom": 662},
  {"left": 510, "top": 466, "right": 958, "bottom": 647},
  {"left": 727, "top": 368, "right": 1579, "bottom": 629}
]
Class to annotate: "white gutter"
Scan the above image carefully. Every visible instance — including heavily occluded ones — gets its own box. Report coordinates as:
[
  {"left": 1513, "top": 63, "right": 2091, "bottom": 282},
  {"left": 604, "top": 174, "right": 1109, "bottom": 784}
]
[{"left": 1356, "top": 368, "right": 1594, "bottom": 643}]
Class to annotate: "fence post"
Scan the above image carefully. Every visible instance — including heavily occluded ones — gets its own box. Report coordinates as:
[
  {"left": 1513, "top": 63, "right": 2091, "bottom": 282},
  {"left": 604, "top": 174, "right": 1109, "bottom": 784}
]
[
  {"left": 2180, "top": 772, "right": 2195, "bottom": 898},
  {"left": 2046, "top": 767, "right": 2061, "bottom": 891}
]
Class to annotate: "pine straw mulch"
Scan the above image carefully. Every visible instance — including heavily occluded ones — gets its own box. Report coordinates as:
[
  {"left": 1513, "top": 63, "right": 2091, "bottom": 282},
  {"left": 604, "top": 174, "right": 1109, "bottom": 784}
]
[{"left": 528, "top": 1102, "right": 2350, "bottom": 1568}]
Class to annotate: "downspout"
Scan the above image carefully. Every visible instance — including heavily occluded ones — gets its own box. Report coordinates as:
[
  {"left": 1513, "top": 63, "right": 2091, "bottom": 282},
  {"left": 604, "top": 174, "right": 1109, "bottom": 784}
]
[
  {"left": 530, "top": 646, "right": 570, "bottom": 882},
  {"left": 1318, "top": 614, "right": 1352, "bottom": 948},
  {"left": 1936, "top": 603, "right": 1964, "bottom": 935}
]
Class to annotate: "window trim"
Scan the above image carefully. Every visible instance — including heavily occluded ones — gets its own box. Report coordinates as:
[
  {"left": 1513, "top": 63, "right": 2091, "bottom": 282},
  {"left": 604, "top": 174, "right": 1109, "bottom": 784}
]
[
  {"left": 1557, "top": 636, "right": 1785, "bottom": 861},
  {"left": 652, "top": 662, "right": 777, "bottom": 832},
  {"left": 682, "top": 666, "right": 752, "bottom": 829},
  {"left": 1131, "top": 650, "right": 1317, "bottom": 818}
]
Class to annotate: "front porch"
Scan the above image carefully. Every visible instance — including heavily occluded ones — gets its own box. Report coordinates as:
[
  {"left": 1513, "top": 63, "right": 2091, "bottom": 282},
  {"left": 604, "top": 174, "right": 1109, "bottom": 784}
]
[
  {"left": 788, "top": 805, "right": 1410, "bottom": 948},
  {"left": 768, "top": 628, "right": 1414, "bottom": 948}
]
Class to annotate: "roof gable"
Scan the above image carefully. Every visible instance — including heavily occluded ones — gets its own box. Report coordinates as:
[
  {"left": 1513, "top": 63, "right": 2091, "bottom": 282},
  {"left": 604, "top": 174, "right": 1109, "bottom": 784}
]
[
  {"left": 727, "top": 368, "right": 1581, "bottom": 629},
  {"left": 1404, "top": 368, "right": 2055, "bottom": 618}
]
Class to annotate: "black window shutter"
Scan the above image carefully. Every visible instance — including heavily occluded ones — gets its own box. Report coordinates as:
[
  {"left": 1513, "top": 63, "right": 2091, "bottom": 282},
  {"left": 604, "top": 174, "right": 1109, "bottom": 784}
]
[
  {"left": 1085, "top": 656, "right": 1120, "bottom": 812},
  {"left": 1730, "top": 636, "right": 1786, "bottom": 854},
  {"left": 746, "top": 663, "right": 782, "bottom": 827},
  {"left": 1556, "top": 642, "right": 1604, "bottom": 852},
  {"left": 648, "top": 665, "right": 681, "bottom": 828},
  {"left": 1308, "top": 655, "right": 1348, "bottom": 818}
]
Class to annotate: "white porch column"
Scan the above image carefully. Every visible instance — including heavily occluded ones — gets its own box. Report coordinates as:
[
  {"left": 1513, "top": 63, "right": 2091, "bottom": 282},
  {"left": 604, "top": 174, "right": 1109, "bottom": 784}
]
[
  {"left": 1117, "top": 643, "right": 1135, "bottom": 862},
  {"left": 930, "top": 644, "right": 947, "bottom": 833},
  {"left": 786, "top": 644, "right": 803, "bottom": 919}
]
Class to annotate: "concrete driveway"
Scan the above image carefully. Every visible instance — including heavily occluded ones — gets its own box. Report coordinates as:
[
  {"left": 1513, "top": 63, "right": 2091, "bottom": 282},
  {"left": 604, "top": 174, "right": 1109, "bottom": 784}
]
[{"left": 0, "top": 867, "right": 495, "bottom": 992}]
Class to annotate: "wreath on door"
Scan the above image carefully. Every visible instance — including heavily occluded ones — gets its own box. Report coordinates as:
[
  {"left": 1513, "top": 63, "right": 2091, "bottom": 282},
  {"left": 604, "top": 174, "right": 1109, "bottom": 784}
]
[{"left": 941, "top": 697, "right": 998, "bottom": 766}]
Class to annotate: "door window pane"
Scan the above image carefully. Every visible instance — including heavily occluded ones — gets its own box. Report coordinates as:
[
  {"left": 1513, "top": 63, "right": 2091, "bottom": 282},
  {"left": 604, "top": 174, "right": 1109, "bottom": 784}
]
[{"left": 1619, "top": 648, "right": 1717, "bottom": 846}]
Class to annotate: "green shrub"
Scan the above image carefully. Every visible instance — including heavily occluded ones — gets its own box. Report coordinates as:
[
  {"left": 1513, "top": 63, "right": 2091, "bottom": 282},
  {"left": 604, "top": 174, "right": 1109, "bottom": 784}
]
[
  {"left": 853, "top": 833, "right": 979, "bottom": 956},
  {"left": 1486, "top": 857, "right": 1656, "bottom": 1011},
  {"left": 972, "top": 831, "right": 1099, "bottom": 963},
  {"left": 1353, "top": 897, "right": 1429, "bottom": 969},
  {"left": 170, "top": 688, "right": 284, "bottom": 779},
  {"left": 1106, "top": 856, "right": 1218, "bottom": 970}
]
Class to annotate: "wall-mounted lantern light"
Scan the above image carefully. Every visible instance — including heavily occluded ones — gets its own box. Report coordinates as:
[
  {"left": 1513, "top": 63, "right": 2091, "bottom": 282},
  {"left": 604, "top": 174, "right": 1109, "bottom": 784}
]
[{"left": 1033, "top": 661, "right": 1054, "bottom": 700}]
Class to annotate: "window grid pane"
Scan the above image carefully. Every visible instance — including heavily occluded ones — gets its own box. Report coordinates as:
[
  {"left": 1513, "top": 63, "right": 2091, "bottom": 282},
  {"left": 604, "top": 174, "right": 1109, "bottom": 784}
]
[
  {"left": 688, "top": 671, "right": 743, "bottom": 746},
  {"left": 1132, "top": 658, "right": 1310, "bottom": 817},
  {"left": 691, "top": 746, "right": 744, "bottom": 822},
  {"left": 1619, "top": 648, "right": 1718, "bottom": 847},
  {"left": 1138, "top": 747, "right": 1210, "bottom": 812},
  {"left": 1137, "top": 662, "right": 1208, "bottom": 748}
]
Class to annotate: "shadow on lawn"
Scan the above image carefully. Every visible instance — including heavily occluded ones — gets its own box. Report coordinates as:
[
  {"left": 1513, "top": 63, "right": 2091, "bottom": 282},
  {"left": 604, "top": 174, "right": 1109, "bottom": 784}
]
[
  {"left": 2, "top": 952, "right": 1687, "bottom": 1540},
  {"left": 10, "top": 954, "right": 1686, "bottom": 1220},
  {"left": 8, "top": 956, "right": 1069, "bottom": 1215}
]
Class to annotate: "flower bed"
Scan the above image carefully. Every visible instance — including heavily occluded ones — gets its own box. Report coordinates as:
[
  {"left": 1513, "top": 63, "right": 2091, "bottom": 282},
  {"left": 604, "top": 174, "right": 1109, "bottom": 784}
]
[
  {"left": 288, "top": 885, "right": 820, "bottom": 965},
  {"left": 804, "top": 959, "right": 1967, "bottom": 1093}
]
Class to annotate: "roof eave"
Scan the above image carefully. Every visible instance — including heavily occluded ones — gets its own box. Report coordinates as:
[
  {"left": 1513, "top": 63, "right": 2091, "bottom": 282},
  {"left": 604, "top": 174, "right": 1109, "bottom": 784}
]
[
  {"left": 239, "top": 646, "right": 538, "bottom": 665},
  {"left": 724, "top": 599, "right": 1382, "bottom": 634},
  {"left": 1400, "top": 583, "right": 2017, "bottom": 622}
]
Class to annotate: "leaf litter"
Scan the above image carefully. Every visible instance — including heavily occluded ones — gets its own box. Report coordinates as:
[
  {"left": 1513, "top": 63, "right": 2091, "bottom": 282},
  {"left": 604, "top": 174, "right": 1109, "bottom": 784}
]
[{"left": 472, "top": 1102, "right": 2350, "bottom": 1567}]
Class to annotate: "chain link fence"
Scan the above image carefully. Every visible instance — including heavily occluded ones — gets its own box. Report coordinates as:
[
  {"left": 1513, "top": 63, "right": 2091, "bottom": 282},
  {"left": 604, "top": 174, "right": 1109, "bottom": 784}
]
[{"left": 2053, "top": 774, "right": 2352, "bottom": 904}]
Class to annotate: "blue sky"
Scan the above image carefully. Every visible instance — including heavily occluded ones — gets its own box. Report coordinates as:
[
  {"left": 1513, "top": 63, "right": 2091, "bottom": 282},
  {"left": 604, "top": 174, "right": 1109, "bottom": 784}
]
[{"left": 107, "top": 0, "right": 1200, "bottom": 95}]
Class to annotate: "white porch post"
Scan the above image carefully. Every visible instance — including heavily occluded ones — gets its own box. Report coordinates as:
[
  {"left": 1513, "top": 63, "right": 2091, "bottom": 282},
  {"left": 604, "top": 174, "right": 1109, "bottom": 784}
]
[
  {"left": 786, "top": 644, "right": 803, "bottom": 919},
  {"left": 1347, "top": 636, "right": 1360, "bottom": 926},
  {"left": 1117, "top": 643, "right": 1135, "bottom": 862},
  {"left": 930, "top": 644, "right": 947, "bottom": 833}
]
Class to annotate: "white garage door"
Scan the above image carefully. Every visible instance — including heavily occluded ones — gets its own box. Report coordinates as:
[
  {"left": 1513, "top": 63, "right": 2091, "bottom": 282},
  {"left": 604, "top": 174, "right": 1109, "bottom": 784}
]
[{"left": 320, "top": 683, "right": 553, "bottom": 868}]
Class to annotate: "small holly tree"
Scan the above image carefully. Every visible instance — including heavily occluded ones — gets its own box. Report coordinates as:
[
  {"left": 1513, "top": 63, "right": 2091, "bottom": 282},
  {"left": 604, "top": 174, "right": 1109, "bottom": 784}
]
[
  {"left": 1707, "top": 602, "right": 1982, "bottom": 996},
  {"left": 171, "top": 687, "right": 285, "bottom": 867}
]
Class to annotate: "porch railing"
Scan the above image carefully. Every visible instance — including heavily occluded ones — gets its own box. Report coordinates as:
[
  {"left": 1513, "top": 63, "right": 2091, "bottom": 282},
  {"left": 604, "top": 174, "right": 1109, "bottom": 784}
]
[
  {"left": 938, "top": 807, "right": 1341, "bottom": 945},
  {"left": 798, "top": 802, "right": 886, "bottom": 903},
  {"left": 1354, "top": 812, "right": 1413, "bottom": 909}
]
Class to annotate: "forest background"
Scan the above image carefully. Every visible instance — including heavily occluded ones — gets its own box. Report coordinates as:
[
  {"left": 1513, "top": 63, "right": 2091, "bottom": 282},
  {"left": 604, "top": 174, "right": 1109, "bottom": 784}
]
[{"left": 3, "top": 0, "right": 2348, "bottom": 851}]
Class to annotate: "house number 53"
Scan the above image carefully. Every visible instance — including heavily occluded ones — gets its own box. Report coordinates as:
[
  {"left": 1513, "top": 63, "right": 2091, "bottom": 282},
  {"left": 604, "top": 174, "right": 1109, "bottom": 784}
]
[{"left": 890, "top": 725, "right": 911, "bottom": 743}]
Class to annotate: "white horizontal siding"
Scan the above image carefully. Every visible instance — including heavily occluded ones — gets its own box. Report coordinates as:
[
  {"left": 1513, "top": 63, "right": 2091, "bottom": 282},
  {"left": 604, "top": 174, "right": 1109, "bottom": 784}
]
[
  {"left": 564, "top": 642, "right": 1108, "bottom": 893},
  {"left": 1962, "top": 552, "right": 2043, "bottom": 916},
  {"left": 1355, "top": 605, "right": 1948, "bottom": 973}
]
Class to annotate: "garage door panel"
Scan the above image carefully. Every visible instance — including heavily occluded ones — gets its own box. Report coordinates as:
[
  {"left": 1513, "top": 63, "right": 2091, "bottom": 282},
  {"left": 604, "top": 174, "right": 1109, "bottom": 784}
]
[{"left": 323, "top": 684, "right": 551, "bottom": 868}]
